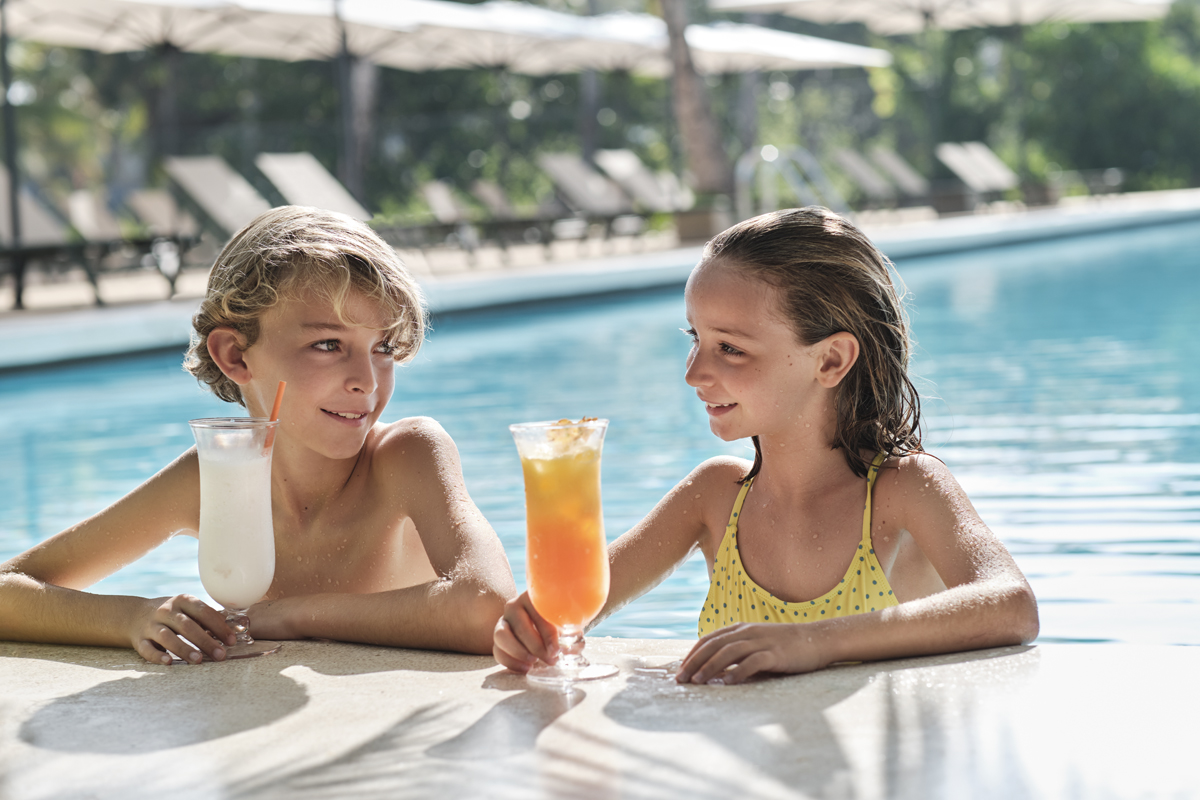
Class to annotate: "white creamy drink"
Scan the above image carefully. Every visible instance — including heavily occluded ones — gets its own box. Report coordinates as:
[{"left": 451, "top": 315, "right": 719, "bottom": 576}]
[{"left": 197, "top": 448, "right": 275, "bottom": 610}]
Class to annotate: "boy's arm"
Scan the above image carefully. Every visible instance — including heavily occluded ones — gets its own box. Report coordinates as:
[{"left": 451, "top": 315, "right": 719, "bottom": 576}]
[
  {"left": 0, "top": 451, "right": 236, "bottom": 664},
  {"left": 677, "top": 455, "right": 1040, "bottom": 685},
  {"left": 494, "top": 458, "right": 734, "bottom": 672},
  {"left": 250, "top": 418, "right": 514, "bottom": 655}
]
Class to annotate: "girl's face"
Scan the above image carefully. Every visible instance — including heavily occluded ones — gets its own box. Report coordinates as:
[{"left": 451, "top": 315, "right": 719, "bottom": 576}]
[
  {"left": 241, "top": 287, "right": 398, "bottom": 462},
  {"left": 683, "top": 261, "right": 827, "bottom": 444}
]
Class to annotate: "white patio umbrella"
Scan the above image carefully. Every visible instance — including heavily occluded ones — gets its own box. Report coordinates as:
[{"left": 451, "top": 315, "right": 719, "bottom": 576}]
[
  {"left": 707, "top": 0, "right": 1172, "bottom": 179},
  {"left": 570, "top": 12, "right": 891, "bottom": 77},
  {"left": 356, "top": 1, "right": 891, "bottom": 76},
  {"left": 706, "top": 0, "right": 1173, "bottom": 35},
  {"left": 0, "top": 0, "right": 602, "bottom": 231}
]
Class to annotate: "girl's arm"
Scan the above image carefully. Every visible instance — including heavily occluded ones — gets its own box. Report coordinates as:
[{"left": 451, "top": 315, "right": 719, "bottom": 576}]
[
  {"left": 493, "top": 458, "right": 739, "bottom": 672},
  {"left": 0, "top": 451, "right": 236, "bottom": 664},
  {"left": 248, "top": 418, "right": 515, "bottom": 655},
  {"left": 677, "top": 455, "right": 1039, "bottom": 685}
]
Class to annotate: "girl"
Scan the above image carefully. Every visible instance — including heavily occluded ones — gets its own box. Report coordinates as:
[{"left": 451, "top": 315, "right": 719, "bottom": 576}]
[{"left": 494, "top": 207, "right": 1038, "bottom": 685}]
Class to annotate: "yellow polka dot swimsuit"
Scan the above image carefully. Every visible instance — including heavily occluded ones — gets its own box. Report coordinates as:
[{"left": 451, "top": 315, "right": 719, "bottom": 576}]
[{"left": 698, "top": 452, "right": 899, "bottom": 637}]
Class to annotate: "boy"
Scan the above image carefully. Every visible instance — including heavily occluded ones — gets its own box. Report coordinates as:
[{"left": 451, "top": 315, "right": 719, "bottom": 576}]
[{"left": 0, "top": 206, "right": 515, "bottom": 664}]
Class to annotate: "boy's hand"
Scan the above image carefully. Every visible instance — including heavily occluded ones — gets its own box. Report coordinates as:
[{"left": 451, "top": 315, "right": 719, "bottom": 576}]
[
  {"left": 130, "top": 595, "right": 235, "bottom": 665},
  {"left": 676, "top": 623, "right": 824, "bottom": 685},
  {"left": 493, "top": 591, "right": 559, "bottom": 673},
  {"left": 244, "top": 597, "right": 299, "bottom": 641}
]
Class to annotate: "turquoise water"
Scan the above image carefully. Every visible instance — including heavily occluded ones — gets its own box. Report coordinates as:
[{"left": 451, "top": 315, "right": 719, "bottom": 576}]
[{"left": 2, "top": 221, "right": 1199, "bottom": 644}]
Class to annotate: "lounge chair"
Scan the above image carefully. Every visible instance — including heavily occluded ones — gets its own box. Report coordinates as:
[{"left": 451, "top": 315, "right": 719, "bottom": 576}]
[
  {"left": 831, "top": 149, "right": 896, "bottom": 207},
  {"left": 163, "top": 155, "right": 273, "bottom": 240},
  {"left": 536, "top": 152, "right": 644, "bottom": 238},
  {"left": 66, "top": 190, "right": 193, "bottom": 297},
  {"left": 0, "top": 167, "right": 78, "bottom": 309},
  {"left": 935, "top": 142, "right": 1018, "bottom": 194},
  {"left": 126, "top": 189, "right": 201, "bottom": 240},
  {"left": 867, "top": 146, "right": 930, "bottom": 200},
  {"left": 254, "top": 152, "right": 371, "bottom": 220},
  {"left": 593, "top": 149, "right": 688, "bottom": 213},
  {"left": 470, "top": 180, "right": 517, "bottom": 220},
  {"left": 421, "top": 181, "right": 474, "bottom": 225}
]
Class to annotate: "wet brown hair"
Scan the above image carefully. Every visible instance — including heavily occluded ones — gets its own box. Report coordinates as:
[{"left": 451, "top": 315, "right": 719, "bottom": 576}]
[
  {"left": 184, "top": 205, "right": 426, "bottom": 405},
  {"left": 700, "top": 206, "right": 922, "bottom": 480}
]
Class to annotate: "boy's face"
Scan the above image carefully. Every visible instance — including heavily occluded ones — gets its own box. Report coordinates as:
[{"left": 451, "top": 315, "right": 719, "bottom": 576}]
[{"left": 241, "top": 287, "right": 398, "bottom": 461}]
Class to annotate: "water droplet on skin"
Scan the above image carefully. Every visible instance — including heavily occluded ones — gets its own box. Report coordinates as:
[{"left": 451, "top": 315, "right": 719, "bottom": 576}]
[
  {"left": 817, "top": 546, "right": 823, "bottom": 551},
  {"left": 296, "top": 556, "right": 302, "bottom": 562},
  {"left": 694, "top": 494, "right": 701, "bottom": 499},
  {"left": 812, "top": 534, "right": 818, "bottom": 539}
]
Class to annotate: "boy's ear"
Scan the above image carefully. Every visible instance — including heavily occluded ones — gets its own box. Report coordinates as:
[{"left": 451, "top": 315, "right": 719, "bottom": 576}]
[
  {"left": 815, "top": 332, "right": 860, "bottom": 389},
  {"left": 206, "top": 327, "right": 253, "bottom": 386}
]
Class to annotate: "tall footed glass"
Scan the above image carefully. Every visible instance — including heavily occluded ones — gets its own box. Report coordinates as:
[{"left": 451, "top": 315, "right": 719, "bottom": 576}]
[
  {"left": 510, "top": 418, "right": 618, "bottom": 687},
  {"left": 190, "top": 417, "right": 281, "bottom": 659}
]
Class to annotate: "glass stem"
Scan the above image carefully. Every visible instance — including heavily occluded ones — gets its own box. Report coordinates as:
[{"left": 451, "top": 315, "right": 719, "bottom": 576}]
[
  {"left": 556, "top": 624, "right": 588, "bottom": 669},
  {"left": 225, "top": 608, "right": 254, "bottom": 646}
]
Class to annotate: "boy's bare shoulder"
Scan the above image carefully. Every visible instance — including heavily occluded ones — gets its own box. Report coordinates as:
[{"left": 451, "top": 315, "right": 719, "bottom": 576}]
[{"left": 369, "top": 416, "right": 461, "bottom": 477}]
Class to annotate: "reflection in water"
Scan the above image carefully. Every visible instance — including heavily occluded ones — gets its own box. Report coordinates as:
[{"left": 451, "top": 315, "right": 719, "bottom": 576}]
[{"left": 2, "top": 223, "right": 1198, "bottom": 644}]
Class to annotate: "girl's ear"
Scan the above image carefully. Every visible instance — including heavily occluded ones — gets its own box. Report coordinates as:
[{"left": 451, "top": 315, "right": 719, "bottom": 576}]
[
  {"left": 206, "top": 327, "right": 252, "bottom": 386},
  {"left": 815, "top": 332, "right": 860, "bottom": 388}
]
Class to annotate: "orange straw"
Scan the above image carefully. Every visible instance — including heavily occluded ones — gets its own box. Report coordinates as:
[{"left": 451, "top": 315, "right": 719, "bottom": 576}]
[{"left": 263, "top": 381, "right": 286, "bottom": 453}]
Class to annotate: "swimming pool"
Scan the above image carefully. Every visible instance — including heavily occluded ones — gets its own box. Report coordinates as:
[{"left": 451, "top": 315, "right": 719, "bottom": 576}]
[{"left": 2, "top": 221, "right": 1198, "bottom": 645}]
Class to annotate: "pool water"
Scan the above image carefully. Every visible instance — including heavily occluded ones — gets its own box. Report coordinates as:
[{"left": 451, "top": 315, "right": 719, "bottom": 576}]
[{"left": 2, "top": 221, "right": 1198, "bottom": 645}]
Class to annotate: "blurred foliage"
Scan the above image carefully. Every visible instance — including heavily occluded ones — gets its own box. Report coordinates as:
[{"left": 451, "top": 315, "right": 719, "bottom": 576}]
[{"left": 3, "top": 0, "right": 1200, "bottom": 219}]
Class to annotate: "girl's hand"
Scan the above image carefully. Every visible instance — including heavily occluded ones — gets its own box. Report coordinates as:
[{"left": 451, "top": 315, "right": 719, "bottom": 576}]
[
  {"left": 676, "top": 623, "right": 825, "bottom": 685},
  {"left": 493, "top": 591, "right": 559, "bottom": 673},
  {"left": 130, "top": 595, "right": 235, "bottom": 665}
]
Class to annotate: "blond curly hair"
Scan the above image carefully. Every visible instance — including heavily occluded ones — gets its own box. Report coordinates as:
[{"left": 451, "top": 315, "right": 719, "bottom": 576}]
[{"left": 184, "top": 206, "right": 426, "bottom": 405}]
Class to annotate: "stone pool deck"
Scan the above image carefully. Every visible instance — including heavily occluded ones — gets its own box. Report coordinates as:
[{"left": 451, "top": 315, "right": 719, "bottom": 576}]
[
  {"left": 1, "top": 639, "right": 1196, "bottom": 799},
  {"left": 2, "top": 188, "right": 1200, "bottom": 371}
]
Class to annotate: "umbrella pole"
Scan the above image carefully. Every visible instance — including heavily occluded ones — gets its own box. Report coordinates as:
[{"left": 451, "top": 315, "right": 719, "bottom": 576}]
[
  {"left": 923, "top": 13, "right": 942, "bottom": 180},
  {"left": 0, "top": 0, "right": 23, "bottom": 309},
  {"left": 579, "top": 0, "right": 600, "bottom": 165}
]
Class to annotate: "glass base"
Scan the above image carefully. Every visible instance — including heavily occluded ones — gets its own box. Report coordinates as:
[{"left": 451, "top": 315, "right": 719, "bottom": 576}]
[
  {"left": 527, "top": 660, "right": 618, "bottom": 688},
  {"left": 221, "top": 607, "right": 280, "bottom": 659},
  {"left": 224, "top": 640, "right": 282, "bottom": 659},
  {"left": 525, "top": 624, "right": 618, "bottom": 688}
]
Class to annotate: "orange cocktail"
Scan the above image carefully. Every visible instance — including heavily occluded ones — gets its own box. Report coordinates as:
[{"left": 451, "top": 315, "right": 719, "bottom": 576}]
[
  {"left": 522, "top": 448, "right": 609, "bottom": 627},
  {"left": 510, "top": 418, "right": 617, "bottom": 686}
]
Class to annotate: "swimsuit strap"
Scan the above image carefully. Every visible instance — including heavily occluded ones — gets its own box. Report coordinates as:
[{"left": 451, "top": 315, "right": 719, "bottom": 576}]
[
  {"left": 862, "top": 451, "right": 888, "bottom": 544},
  {"left": 725, "top": 479, "right": 754, "bottom": 531}
]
